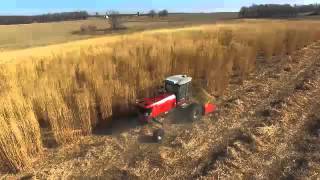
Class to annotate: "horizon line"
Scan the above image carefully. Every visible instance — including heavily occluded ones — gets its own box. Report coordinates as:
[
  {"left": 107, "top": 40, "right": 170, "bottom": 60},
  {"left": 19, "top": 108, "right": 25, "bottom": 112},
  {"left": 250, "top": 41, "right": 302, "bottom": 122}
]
[{"left": 0, "top": 10, "right": 239, "bottom": 16}]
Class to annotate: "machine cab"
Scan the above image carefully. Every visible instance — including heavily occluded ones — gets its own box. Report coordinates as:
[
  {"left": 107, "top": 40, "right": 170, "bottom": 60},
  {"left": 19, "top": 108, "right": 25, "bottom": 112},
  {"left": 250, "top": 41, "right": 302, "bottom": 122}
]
[{"left": 164, "top": 75, "right": 192, "bottom": 105}]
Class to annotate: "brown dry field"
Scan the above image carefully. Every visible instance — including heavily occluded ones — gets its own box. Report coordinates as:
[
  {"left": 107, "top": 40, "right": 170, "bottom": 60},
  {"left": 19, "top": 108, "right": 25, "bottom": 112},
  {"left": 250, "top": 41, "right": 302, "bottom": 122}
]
[
  {"left": 0, "top": 12, "right": 237, "bottom": 51},
  {"left": 0, "top": 17, "right": 320, "bottom": 179},
  {"left": 2, "top": 30, "right": 320, "bottom": 180}
]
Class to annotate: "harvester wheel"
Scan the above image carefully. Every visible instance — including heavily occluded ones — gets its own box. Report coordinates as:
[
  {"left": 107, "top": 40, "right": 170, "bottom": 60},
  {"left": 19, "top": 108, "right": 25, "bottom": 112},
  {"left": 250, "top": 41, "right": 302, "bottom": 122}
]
[
  {"left": 153, "top": 128, "right": 165, "bottom": 143},
  {"left": 188, "top": 103, "right": 203, "bottom": 121}
]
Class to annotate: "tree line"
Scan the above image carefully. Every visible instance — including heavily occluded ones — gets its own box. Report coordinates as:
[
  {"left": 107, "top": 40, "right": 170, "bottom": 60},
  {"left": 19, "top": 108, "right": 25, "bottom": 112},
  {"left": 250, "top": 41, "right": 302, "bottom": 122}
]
[
  {"left": 239, "top": 4, "right": 320, "bottom": 18},
  {"left": 294, "top": 4, "right": 320, "bottom": 13},
  {"left": 0, "top": 11, "right": 89, "bottom": 25},
  {"left": 0, "top": 9, "right": 169, "bottom": 25},
  {"left": 147, "top": 9, "right": 169, "bottom": 17}
]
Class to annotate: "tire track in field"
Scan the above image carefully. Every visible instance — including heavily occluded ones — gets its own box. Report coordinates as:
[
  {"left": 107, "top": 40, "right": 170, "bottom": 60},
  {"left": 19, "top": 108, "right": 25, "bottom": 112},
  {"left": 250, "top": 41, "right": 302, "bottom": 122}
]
[
  {"left": 276, "top": 108, "right": 320, "bottom": 180},
  {"left": 246, "top": 59, "right": 320, "bottom": 179},
  {"left": 199, "top": 44, "right": 320, "bottom": 179},
  {"left": 189, "top": 42, "right": 320, "bottom": 179}
]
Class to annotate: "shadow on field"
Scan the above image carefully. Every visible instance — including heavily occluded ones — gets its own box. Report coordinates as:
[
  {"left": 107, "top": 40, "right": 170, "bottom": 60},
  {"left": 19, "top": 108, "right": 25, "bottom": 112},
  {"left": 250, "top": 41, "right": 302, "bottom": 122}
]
[
  {"left": 92, "top": 108, "right": 192, "bottom": 139},
  {"left": 168, "top": 108, "right": 193, "bottom": 124},
  {"left": 306, "top": 115, "right": 320, "bottom": 137},
  {"left": 138, "top": 135, "right": 155, "bottom": 143},
  {"left": 93, "top": 115, "right": 142, "bottom": 136},
  {"left": 71, "top": 27, "right": 128, "bottom": 36}
]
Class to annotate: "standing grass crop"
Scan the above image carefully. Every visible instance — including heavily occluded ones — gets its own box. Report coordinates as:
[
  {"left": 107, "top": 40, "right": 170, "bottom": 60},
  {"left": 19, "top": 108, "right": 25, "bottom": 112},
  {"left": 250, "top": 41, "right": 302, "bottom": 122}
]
[{"left": 0, "top": 20, "right": 320, "bottom": 173}]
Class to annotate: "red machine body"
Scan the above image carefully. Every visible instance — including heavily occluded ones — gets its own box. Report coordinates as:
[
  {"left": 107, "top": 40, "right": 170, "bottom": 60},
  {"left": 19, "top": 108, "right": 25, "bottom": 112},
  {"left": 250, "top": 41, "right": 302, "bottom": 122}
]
[
  {"left": 137, "top": 93, "right": 177, "bottom": 122},
  {"left": 137, "top": 94, "right": 217, "bottom": 122},
  {"left": 136, "top": 75, "right": 217, "bottom": 123},
  {"left": 203, "top": 103, "right": 217, "bottom": 115}
]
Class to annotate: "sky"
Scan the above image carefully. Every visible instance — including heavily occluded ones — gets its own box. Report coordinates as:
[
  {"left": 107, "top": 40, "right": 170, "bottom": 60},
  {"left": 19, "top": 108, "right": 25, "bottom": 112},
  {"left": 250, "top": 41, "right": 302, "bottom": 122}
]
[{"left": 0, "top": 0, "right": 318, "bottom": 15}]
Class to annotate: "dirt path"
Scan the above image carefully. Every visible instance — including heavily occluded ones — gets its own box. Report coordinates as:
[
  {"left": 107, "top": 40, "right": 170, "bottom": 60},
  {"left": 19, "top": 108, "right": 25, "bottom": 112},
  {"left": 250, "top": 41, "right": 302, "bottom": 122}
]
[{"left": 3, "top": 41, "right": 320, "bottom": 180}]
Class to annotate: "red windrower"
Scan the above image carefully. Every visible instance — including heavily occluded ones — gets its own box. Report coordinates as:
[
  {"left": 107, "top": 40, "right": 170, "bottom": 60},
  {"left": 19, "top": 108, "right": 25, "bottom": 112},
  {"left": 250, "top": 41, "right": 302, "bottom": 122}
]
[{"left": 136, "top": 75, "right": 218, "bottom": 142}]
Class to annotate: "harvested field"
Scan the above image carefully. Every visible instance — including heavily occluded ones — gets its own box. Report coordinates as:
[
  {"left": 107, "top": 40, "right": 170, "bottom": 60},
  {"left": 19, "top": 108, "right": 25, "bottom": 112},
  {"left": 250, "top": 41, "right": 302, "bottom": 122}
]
[
  {"left": 1, "top": 20, "right": 320, "bottom": 179},
  {"left": 0, "top": 13, "right": 237, "bottom": 51}
]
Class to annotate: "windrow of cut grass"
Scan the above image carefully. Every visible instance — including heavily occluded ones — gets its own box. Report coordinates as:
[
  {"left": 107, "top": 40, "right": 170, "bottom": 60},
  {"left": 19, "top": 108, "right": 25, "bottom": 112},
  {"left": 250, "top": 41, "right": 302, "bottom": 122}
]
[{"left": 1, "top": 20, "right": 320, "bottom": 173}]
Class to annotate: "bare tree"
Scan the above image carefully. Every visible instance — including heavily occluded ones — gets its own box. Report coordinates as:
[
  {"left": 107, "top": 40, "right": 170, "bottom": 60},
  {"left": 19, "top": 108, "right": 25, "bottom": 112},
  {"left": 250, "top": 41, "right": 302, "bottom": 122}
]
[
  {"left": 158, "top": 9, "right": 169, "bottom": 17},
  {"left": 106, "top": 11, "right": 122, "bottom": 30},
  {"left": 148, "top": 10, "right": 157, "bottom": 18}
]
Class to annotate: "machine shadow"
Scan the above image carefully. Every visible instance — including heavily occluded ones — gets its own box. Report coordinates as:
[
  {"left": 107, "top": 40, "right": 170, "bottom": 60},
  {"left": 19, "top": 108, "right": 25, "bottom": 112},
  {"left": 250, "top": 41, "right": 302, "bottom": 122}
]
[
  {"left": 168, "top": 108, "right": 193, "bottom": 124},
  {"left": 137, "top": 135, "right": 155, "bottom": 143},
  {"left": 92, "top": 110, "right": 191, "bottom": 140},
  {"left": 92, "top": 101, "right": 193, "bottom": 139},
  {"left": 92, "top": 115, "right": 144, "bottom": 136}
]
